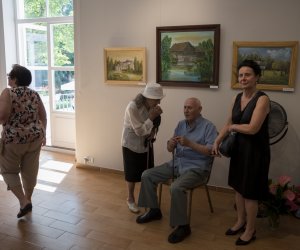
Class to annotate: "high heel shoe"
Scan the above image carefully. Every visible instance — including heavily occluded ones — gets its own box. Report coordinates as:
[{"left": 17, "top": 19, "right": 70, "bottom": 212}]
[
  {"left": 235, "top": 231, "right": 256, "bottom": 246},
  {"left": 225, "top": 223, "right": 246, "bottom": 235}
]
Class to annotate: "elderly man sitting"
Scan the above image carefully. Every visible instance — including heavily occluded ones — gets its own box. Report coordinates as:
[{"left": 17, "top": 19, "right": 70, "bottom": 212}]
[{"left": 136, "top": 97, "right": 218, "bottom": 243}]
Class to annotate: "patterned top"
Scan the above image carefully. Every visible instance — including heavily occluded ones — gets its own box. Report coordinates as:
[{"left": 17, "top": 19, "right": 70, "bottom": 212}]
[{"left": 2, "top": 87, "right": 45, "bottom": 144}]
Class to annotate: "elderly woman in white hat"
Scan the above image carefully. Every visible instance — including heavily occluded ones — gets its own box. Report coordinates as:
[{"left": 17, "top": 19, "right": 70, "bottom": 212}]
[{"left": 121, "top": 83, "right": 164, "bottom": 213}]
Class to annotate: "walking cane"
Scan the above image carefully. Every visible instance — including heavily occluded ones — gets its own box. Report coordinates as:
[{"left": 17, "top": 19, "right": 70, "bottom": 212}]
[
  {"left": 146, "top": 127, "right": 157, "bottom": 170},
  {"left": 146, "top": 139, "right": 152, "bottom": 170},
  {"left": 172, "top": 150, "right": 175, "bottom": 182},
  {"left": 146, "top": 115, "right": 161, "bottom": 169}
]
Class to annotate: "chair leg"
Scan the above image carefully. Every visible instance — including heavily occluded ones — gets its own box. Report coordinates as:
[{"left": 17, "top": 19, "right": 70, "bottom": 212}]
[
  {"left": 188, "top": 189, "right": 193, "bottom": 224},
  {"left": 158, "top": 183, "right": 163, "bottom": 208},
  {"left": 205, "top": 184, "right": 214, "bottom": 213},
  {"left": 188, "top": 185, "right": 213, "bottom": 225}
]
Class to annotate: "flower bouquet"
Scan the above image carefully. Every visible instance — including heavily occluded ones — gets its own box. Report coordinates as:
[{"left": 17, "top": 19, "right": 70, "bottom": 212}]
[{"left": 262, "top": 176, "right": 300, "bottom": 228}]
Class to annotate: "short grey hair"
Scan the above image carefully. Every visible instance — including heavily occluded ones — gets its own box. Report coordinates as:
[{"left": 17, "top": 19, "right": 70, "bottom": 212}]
[
  {"left": 188, "top": 97, "right": 202, "bottom": 108},
  {"left": 133, "top": 93, "right": 147, "bottom": 109}
]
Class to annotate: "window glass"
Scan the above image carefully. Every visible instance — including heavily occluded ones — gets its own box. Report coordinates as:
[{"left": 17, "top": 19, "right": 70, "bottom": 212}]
[
  {"left": 30, "top": 69, "right": 49, "bottom": 110},
  {"left": 17, "top": 0, "right": 74, "bottom": 113},
  {"left": 49, "top": 0, "right": 73, "bottom": 17},
  {"left": 19, "top": 0, "right": 73, "bottom": 18},
  {"left": 53, "top": 70, "right": 75, "bottom": 111},
  {"left": 53, "top": 24, "right": 74, "bottom": 66},
  {"left": 23, "top": 0, "right": 47, "bottom": 18},
  {"left": 31, "top": 69, "right": 48, "bottom": 90},
  {"left": 22, "top": 23, "right": 48, "bottom": 66}
]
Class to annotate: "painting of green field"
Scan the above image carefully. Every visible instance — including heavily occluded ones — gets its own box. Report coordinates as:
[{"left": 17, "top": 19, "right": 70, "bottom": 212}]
[{"left": 238, "top": 47, "right": 292, "bottom": 86}]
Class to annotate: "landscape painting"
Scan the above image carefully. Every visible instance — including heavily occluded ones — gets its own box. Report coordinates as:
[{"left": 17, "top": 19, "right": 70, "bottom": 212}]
[
  {"left": 156, "top": 24, "right": 220, "bottom": 87},
  {"left": 231, "top": 41, "right": 298, "bottom": 91},
  {"left": 104, "top": 47, "right": 146, "bottom": 85}
]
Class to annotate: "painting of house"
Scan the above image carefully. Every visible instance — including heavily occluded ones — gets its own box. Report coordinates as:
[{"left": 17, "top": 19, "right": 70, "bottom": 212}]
[
  {"left": 159, "top": 30, "right": 216, "bottom": 83},
  {"left": 115, "top": 60, "right": 135, "bottom": 72},
  {"left": 104, "top": 48, "right": 146, "bottom": 84}
]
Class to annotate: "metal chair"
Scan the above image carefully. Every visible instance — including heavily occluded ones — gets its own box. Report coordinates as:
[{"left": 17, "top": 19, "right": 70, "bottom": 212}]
[{"left": 157, "top": 157, "right": 214, "bottom": 223}]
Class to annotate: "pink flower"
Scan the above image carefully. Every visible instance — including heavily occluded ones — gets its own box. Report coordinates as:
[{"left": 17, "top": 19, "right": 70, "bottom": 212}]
[
  {"left": 285, "top": 199, "right": 299, "bottom": 211},
  {"left": 283, "top": 189, "right": 296, "bottom": 201},
  {"left": 269, "top": 184, "right": 278, "bottom": 195},
  {"left": 265, "top": 176, "right": 300, "bottom": 216},
  {"left": 278, "top": 176, "right": 291, "bottom": 187}
]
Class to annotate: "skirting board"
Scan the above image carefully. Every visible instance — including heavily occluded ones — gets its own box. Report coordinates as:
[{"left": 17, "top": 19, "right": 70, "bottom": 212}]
[
  {"left": 75, "top": 163, "right": 234, "bottom": 193},
  {"left": 75, "top": 163, "right": 123, "bottom": 175}
]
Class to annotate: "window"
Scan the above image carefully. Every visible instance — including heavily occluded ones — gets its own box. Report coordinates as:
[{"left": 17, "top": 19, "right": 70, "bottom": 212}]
[
  {"left": 16, "top": 0, "right": 74, "bottom": 113},
  {"left": 18, "top": 0, "right": 73, "bottom": 18}
]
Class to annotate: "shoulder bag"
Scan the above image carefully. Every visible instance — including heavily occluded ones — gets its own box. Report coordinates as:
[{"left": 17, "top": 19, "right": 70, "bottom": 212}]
[{"left": 219, "top": 131, "right": 237, "bottom": 157}]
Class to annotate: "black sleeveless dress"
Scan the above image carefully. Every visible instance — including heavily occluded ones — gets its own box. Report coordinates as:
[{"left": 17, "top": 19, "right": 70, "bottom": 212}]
[{"left": 228, "top": 91, "right": 270, "bottom": 200}]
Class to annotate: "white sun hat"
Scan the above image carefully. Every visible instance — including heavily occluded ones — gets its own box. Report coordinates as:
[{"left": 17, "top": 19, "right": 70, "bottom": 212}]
[{"left": 141, "top": 82, "right": 165, "bottom": 100}]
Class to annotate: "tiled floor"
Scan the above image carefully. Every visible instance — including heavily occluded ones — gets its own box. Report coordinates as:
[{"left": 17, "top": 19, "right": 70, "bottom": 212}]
[{"left": 0, "top": 150, "right": 299, "bottom": 250}]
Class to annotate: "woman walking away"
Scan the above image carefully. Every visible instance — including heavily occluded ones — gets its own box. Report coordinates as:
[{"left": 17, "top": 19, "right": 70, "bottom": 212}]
[{"left": 0, "top": 64, "right": 47, "bottom": 218}]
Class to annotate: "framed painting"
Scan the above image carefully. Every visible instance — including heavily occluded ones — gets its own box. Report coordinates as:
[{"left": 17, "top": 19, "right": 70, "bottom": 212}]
[
  {"left": 156, "top": 24, "right": 220, "bottom": 88},
  {"left": 104, "top": 47, "right": 146, "bottom": 85},
  {"left": 231, "top": 41, "right": 298, "bottom": 91}
]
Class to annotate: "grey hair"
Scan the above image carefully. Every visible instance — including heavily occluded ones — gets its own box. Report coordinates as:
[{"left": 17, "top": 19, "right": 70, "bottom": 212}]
[
  {"left": 188, "top": 97, "right": 202, "bottom": 108},
  {"left": 133, "top": 93, "right": 147, "bottom": 109}
]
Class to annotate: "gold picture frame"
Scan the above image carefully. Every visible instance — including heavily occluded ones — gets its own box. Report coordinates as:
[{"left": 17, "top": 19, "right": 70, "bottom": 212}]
[
  {"left": 231, "top": 41, "right": 298, "bottom": 91},
  {"left": 104, "top": 47, "right": 146, "bottom": 85}
]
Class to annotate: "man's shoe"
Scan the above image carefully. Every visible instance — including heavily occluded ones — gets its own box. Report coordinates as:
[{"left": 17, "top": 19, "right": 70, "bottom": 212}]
[
  {"left": 136, "top": 208, "right": 162, "bottom": 224},
  {"left": 168, "top": 225, "right": 191, "bottom": 243},
  {"left": 127, "top": 201, "right": 140, "bottom": 213}
]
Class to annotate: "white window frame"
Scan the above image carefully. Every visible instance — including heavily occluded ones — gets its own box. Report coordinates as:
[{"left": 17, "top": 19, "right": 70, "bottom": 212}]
[
  {"left": 13, "top": 0, "right": 76, "bottom": 149},
  {"left": 15, "top": 0, "right": 74, "bottom": 114}
]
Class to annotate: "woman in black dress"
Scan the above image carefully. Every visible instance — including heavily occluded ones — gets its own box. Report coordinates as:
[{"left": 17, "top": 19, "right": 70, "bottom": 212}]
[{"left": 212, "top": 60, "right": 270, "bottom": 246}]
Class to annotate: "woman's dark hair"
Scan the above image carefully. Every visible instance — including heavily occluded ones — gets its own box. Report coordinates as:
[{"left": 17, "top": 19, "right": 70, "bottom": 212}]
[
  {"left": 238, "top": 59, "right": 262, "bottom": 77},
  {"left": 8, "top": 64, "right": 32, "bottom": 86}
]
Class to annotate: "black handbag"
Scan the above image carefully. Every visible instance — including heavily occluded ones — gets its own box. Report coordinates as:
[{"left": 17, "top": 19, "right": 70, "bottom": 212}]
[{"left": 219, "top": 132, "right": 237, "bottom": 157}]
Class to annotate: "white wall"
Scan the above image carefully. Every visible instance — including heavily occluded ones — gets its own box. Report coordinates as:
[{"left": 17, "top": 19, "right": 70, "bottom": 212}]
[{"left": 75, "top": 0, "right": 300, "bottom": 187}]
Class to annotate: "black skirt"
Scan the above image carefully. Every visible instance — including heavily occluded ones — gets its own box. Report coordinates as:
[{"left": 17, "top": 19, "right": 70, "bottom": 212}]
[{"left": 122, "top": 146, "right": 154, "bottom": 182}]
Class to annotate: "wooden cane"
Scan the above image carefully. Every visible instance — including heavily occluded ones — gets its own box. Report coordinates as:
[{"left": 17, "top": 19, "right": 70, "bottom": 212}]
[
  {"left": 146, "top": 139, "right": 151, "bottom": 169},
  {"left": 172, "top": 150, "right": 175, "bottom": 182}
]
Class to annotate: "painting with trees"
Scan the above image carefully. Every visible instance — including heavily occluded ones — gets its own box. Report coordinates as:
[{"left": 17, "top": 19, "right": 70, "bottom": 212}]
[
  {"left": 156, "top": 25, "right": 220, "bottom": 87},
  {"left": 104, "top": 48, "right": 146, "bottom": 85},
  {"left": 231, "top": 41, "right": 298, "bottom": 91}
]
